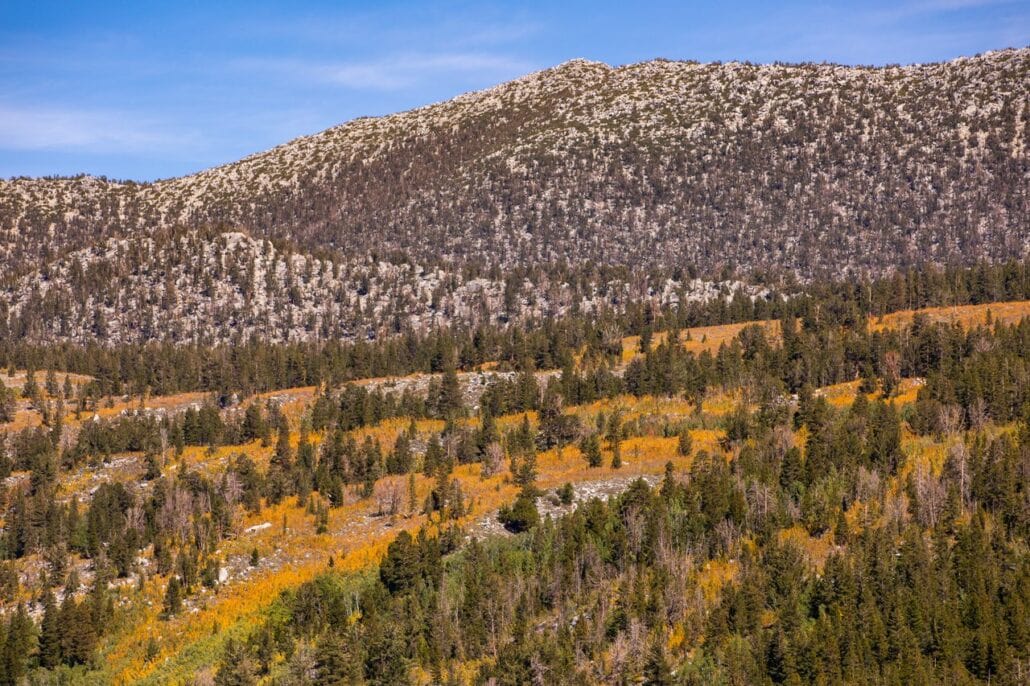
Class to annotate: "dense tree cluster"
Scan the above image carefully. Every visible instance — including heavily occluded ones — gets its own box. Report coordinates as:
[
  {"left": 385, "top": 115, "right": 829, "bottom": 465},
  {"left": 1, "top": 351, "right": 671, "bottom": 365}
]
[
  {"left": 219, "top": 395, "right": 1028, "bottom": 683},
  {"left": 0, "top": 259, "right": 1027, "bottom": 681},
  {"left": 2, "top": 258, "right": 1027, "bottom": 402},
  {"left": 201, "top": 275, "right": 1028, "bottom": 683}
]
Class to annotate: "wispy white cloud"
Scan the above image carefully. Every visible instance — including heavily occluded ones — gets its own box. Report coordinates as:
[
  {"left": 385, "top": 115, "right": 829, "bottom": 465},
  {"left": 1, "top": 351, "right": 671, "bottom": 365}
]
[
  {"left": 906, "top": 0, "right": 1017, "bottom": 11},
  {"left": 0, "top": 104, "right": 197, "bottom": 152},
  {"left": 320, "top": 53, "right": 536, "bottom": 89},
  {"left": 450, "top": 21, "right": 543, "bottom": 48},
  {"left": 244, "top": 52, "right": 537, "bottom": 91},
  {"left": 867, "top": 0, "right": 1025, "bottom": 23},
  {"left": 729, "top": 0, "right": 1028, "bottom": 66},
  {"left": 240, "top": 10, "right": 541, "bottom": 51}
]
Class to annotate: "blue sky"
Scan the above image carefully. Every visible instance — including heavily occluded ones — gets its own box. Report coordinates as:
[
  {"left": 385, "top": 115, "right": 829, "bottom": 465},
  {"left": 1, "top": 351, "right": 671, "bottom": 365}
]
[{"left": 1, "top": 0, "right": 1026, "bottom": 181}]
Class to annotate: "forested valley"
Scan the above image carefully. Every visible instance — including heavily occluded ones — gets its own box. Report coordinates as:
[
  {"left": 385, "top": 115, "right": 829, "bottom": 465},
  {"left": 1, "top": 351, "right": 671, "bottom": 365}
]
[
  {"left": 2, "top": 12, "right": 1027, "bottom": 686},
  {"left": 0, "top": 260, "right": 1025, "bottom": 684}
]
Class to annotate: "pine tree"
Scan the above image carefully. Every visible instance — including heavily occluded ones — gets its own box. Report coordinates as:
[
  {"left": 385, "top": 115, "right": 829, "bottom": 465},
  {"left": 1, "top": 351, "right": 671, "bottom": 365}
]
[
  {"left": 407, "top": 472, "right": 418, "bottom": 515},
  {"left": 379, "top": 531, "right": 421, "bottom": 594},
  {"left": 144, "top": 452, "right": 162, "bottom": 480},
  {"left": 215, "top": 638, "right": 258, "bottom": 686},
  {"left": 660, "top": 461, "right": 678, "bottom": 500},
  {"left": 22, "top": 369, "right": 39, "bottom": 401},
  {"left": 423, "top": 435, "right": 444, "bottom": 477},
  {"left": 317, "top": 501, "right": 330, "bottom": 534},
  {"left": 512, "top": 448, "right": 537, "bottom": 493},
  {"left": 510, "top": 414, "right": 535, "bottom": 455},
  {"left": 387, "top": 432, "right": 413, "bottom": 474},
  {"left": 0, "top": 384, "right": 14, "bottom": 423},
  {"left": 476, "top": 408, "right": 500, "bottom": 458},
  {"left": 677, "top": 429, "right": 693, "bottom": 456},
  {"left": 611, "top": 440, "right": 622, "bottom": 469},
  {"left": 45, "top": 368, "right": 59, "bottom": 396},
  {"left": 498, "top": 494, "right": 539, "bottom": 533},
  {"left": 51, "top": 396, "right": 64, "bottom": 447},
  {"left": 274, "top": 424, "right": 293, "bottom": 469},
  {"left": 536, "top": 384, "right": 579, "bottom": 449},
  {"left": 438, "top": 360, "right": 463, "bottom": 418},
  {"left": 780, "top": 447, "right": 803, "bottom": 490},
  {"left": 266, "top": 425, "right": 295, "bottom": 504},
  {"left": 364, "top": 618, "right": 414, "bottom": 686},
  {"left": 557, "top": 482, "right": 574, "bottom": 505},
  {"left": 643, "top": 636, "right": 674, "bottom": 685},
  {"left": 2, "top": 605, "right": 31, "bottom": 683},
  {"left": 39, "top": 591, "right": 62, "bottom": 668},
  {"left": 163, "top": 576, "right": 183, "bottom": 617},
  {"left": 315, "top": 632, "right": 361, "bottom": 684},
  {"left": 87, "top": 573, "right": 112, "bottom": 627},
  {"left": 60, "top": 597, "right": 97, "bottom": 666},
  {"left": 581, "top": 433, "right": 603, "bottom": 467},
  {"left": 240, "top": 402, "right": 266, "bottom": 442}
]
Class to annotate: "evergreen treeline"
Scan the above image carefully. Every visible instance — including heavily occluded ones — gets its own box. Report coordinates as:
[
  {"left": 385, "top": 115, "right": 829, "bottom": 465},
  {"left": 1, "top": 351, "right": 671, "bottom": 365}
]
[{"left": 2, "top": 260, "right": 1028, "bottom": 399}]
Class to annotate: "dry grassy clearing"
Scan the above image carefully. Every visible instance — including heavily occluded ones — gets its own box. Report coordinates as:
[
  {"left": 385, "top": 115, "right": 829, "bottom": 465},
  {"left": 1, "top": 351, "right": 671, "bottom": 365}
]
[
  {"left": 815, "top": 377, "right": 925, "bottom": 408},
  {"left": 622, "top": 300, "right": 1030, "bottom": 366},
  {"left": 620, "top": 320, "right": 781, "bottom": 363},
  {"left": 869, "top": 299, "right": 1030, "bottom": 331}
]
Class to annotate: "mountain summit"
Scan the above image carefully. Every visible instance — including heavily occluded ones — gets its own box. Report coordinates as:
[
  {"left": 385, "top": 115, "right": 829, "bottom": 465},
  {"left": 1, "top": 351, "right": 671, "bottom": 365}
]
[{"left": 1, "top": 49, "right": 1027, "bottom": 344}]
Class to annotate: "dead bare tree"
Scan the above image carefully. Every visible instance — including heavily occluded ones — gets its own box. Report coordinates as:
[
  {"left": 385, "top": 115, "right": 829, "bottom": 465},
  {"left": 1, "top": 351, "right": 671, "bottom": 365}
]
[
  {"left": 884, "top": 489, "right": 911, "bottom": 532},
  {"left": 913, "top": 463, "right": 946, "bottom": 529},
  {"left": 746, "top": 481, "right": 775, "bottom": 529},
  {"left": 769, "top": 424, "right": 794, "bottom": 461},
  {"left": 937, "top": 404, "right": 963, "bottom": 437},
  {"left": 882, "top": 350, "right": 902, "bottom": 396},
  {"left": 967, "top": 397, "right": 989, "bottom": 431},
  {"left": 159, "top": 482, "right": 194, "bottom": 544},
  {"left": 944, "top": 442, "right": 972, "bottom": 512},
  {"left": 625, "top": 507, "right": 645, "bottom": 559},
  {"left": 480, "top": 442, "right": 504, "bottom": 479},
  {"left": 375, "top": 479, "right": 403, "bottom": 517},
  {"left": 715, "top": 518, "right": 741, "bottom": 556},
  {"left": 126, "top": 502, "right": 146, "bottom": 534}
]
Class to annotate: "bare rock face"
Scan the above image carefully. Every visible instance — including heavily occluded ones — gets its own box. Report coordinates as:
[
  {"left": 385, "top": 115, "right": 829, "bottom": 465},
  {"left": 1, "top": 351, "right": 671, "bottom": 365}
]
[{"left": 2, "top": 50, "right": 1027, "bottom": 344}]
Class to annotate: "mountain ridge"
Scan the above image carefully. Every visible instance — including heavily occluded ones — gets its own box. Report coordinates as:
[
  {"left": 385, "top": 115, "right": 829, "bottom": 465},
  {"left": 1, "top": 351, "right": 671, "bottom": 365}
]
[
  {"left": 6, "top": 49, "right": 1020, "bottom": 188},
  {"left": 2, "top": 48, "right": 1027, "bottom": 343},
  {"left": 6, "top": 48, "right": 1026, "bottom": 184}
]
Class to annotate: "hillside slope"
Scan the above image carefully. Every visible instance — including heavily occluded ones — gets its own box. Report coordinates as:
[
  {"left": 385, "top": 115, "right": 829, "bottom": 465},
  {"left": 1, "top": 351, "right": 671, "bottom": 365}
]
[
  {"left": 4, "top": 50, "right": 1028, "bottom": 275},
  {"left": 2, "top": 228, "right": 762, "bottom": 344},
  {"left": 1, "top": 49, "right": 1027, "bottom": 343}
]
